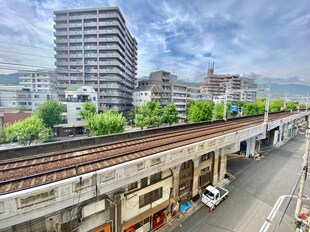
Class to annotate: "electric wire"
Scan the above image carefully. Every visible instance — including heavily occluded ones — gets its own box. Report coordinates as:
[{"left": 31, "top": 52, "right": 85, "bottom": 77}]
[
  {"left": 0, "top": 41, "right": 54, "bottom": 50},
  {"left": 0, "top": 49, "right": 53, "bottom": 59}
]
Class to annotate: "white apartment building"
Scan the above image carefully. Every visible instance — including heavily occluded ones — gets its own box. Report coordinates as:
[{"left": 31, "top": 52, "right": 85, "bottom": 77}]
[
  {"left": 54, "top": 85, "right": 98, "bottom": 137},
  {"left": 54, "top": 7, "right": 137, "bottom": 113},
  {"left": 18, "top": 70, "right": 58, "bottom": 111}
]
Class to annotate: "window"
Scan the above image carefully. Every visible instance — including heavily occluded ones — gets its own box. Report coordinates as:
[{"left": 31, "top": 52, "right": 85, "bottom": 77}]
[
  {"left": 200, "top": 154, "right": 210, "bottom": 161},
  {"left": 34, "top": 95, "right": 39, "bottom": 98},
  {"left": 76, "top": 118, "right": 81, "bottom": 121},
  {"left": 128, "top": 182, "right": 138, "bottom": 190},
  {"left": 139, "top": 187, "right": 163, "bottom": 208},
  {"left": 76, "top": 107, "right": 81, "bottom": 110},
  {"left": 141, "top": 177, "right": 148, "bottom": 188},
  {"left": 181, "top": 161, "right": 190, "bottom": 169},
  {"left": 150, "top": 172, "right": 162, "bottom": 184}
]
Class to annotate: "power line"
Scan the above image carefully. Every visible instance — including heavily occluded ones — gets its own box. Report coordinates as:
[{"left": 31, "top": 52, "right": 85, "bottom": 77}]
[
  {"left": 0, "top": 41, "right": 54, "bottom": 50},
  {"left": 0, "top": 62, "right": 55, "bottom": 70},
  {"left": 0, "top": 49, "right": 54, "bottom": 59}
]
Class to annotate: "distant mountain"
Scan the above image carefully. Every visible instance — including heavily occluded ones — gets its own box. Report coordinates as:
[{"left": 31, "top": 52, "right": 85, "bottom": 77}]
[
  {"left": 0, "top": 73, "right": 19, "bottom": 85},
  {"left": 258, "top": 83, "right": 310, "bottom": 98}
]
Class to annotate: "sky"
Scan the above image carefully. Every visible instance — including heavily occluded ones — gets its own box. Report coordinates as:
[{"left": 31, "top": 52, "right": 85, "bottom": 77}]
[{"left": 0, "top": 0, "right": 309, "bottom": 85}]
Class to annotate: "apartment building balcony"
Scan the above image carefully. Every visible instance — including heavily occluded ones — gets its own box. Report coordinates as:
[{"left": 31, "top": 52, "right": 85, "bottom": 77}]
[
  {"left": 68, "top": 23, "right": 82, "bottom": 28},
  {"left": 84, "top": 45, "right": 98, "bottom": 50},
  {"left": 54, "top": 16, "right": 68, "bottom": 21},
  {"left": 104, "top": 99, "right": 126, "bottom": 104},
  {"left": 55, "top": 54, "right": 69, "bottom": 58},
  {"left": 68, "top": 31, "right": 83, "bottom": 35},
  {"left": 55, "top": 61, "right": 69, "bottom": 66},
  {"left": 98, "top": 29, "right": 120, "bottom": 35},
  {"left": 84, "top": 53, "right": 98, "bottom": 58},
  {"left": 83, "top": 38, "right": 98, "bottom": 42},
  {"left": 55, "top": 39, "right": 68, "bottom": 44},
  {"left": 55, "top": 46, "right": 68, "bottom": 51},
  {"left": 69, "top": 61, "right": 83, "bottom": 65},
  {"left": 84, "top": 61, "right": 98, "bottom": 65},
  {"left": 54, "top": 31, "right": 68, "bottom": 36},
  {"left": 69, "top": 53, "right": 83, "bottom": 58},
  {"left": 101, "top": 84, "right": 122, "bottom": 89},
  {"left": 98, "top": 44, "right": 122, "bottom": 51},
  {"left": 99, "top": 54, "right": 124, "bottom": 61},
  {"left": 84, "top": 69, "right": 98, "bottom": 73},
  {"left": 54, "top": 24, "right": 67, "bottom": 29},
  {"left": 69, "top": 38, "right": 83, "bottom": 43},
  {"left": 69, "top": 46, "right": 83, "bottom": 50},
  {"left": 83, "top": 22, "right": 98, "bottom": 27},
  {"left": 99, "top": 76, "right": 124, "bottom": 82},
  {"left": 98, "top": 13, "right": 122, "bottom": 21},
  {"left": 84, "top": 30, "right": 98, "bottom": 35}
]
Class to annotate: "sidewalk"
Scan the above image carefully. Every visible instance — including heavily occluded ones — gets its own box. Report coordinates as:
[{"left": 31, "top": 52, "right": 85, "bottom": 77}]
[{"left": 157, "top": 176, "right": 233, "bottom": 232}]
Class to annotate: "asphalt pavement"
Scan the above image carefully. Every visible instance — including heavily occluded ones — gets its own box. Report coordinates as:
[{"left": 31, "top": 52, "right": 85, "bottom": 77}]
[{"left": 173, "top": 135, "right": 309, "bottom": 232}]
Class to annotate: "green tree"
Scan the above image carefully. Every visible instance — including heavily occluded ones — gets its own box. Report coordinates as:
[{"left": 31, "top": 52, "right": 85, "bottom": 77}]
[
  {"left": 285, "top": 101, "right": 297, "bottom": 111},
  {"left": 163, "top": 103, "right": 179, "bottom": 126},
  {"left": 269, "top": 98, "right": 284, "bottom": 112},
  {"left": 213, "top": 103, "right": 224, "bottom": 120},
  {"left": 84, "top": 110, "right": 126, "bottom": 136},
  {"left": 126, "top": 106, "right": 139, "bottom": 127},
  {"left": 186, "top": 100, "right": 214, "bottom": 122},
  {"left": 135, "top": 113, "right": 149, "bottom": 130},
  {"left": 243, "top": 99, "right": 265, "bottom": 116},
  {"left": 79, "top": 102, "right": 97, "bottom": 119},
  {"left": 35, "top": 100, "right": 65, "bottom": 128},
  {"left": 1, "top": 115, "right": 50, "bottom": 145},
  {"left": 134, "top": 101, "right": 163, "bottom": 129}
]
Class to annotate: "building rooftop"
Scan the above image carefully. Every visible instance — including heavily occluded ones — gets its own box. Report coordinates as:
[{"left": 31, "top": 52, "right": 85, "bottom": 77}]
[{"left": 65, "top": 84, "right": 82, "bottom": 91}]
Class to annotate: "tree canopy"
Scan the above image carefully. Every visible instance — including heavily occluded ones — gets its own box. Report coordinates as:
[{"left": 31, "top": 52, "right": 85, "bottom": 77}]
[
  {"left": 84, "top": 110, "right": 126, "bottom": 136},
  {"left": 269, "top": 98, "right": 284, "bottom": 112},
  {"left": 134, "top": 101, "right": 163, "bottom": 129},
  {"left": 35, "top": 100, "right": 66, "bottom": 128},
  {"left": 79, "top": 102, "right": 97, "bottom": 119},
  {"left": 213, "top": 103, "right": 224, "bottom": 120},
  {"left": 163, "top": 103, "right": 179, "bottom": 126},
  {"left": 285, "top": 101, "right": 297, "bottom": 111},
  {"left": 1, "top": 115, "right": 50, "bottom": 145},
  {"left": 186, "top": 100, "right": 214, "bottom": 122}
]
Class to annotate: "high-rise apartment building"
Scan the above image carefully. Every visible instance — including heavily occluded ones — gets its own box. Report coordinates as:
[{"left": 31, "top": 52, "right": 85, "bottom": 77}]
[
  {"left": 54, "top": 7, "right": 138, "bottom": 113},
  {"left": 201, "top": 62, "right": 257, "bottom": 102}
]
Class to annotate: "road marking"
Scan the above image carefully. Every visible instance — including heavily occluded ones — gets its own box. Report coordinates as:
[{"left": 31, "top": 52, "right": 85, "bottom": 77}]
[{"left": 259, "top": 195, "right": 297, "bottom": 232}]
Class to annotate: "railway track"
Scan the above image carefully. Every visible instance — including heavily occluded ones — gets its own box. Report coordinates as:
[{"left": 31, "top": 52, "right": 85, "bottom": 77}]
[{"left": 0, "top": 111, "right": 297, "bottom": 195}]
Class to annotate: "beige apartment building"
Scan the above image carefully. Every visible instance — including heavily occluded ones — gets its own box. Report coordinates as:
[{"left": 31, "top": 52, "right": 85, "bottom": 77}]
[
  {"left": 201, "top": 62, "right": 257, "bottom": 102},
  {"left": 54, "top": 7, "right": 138, "bottom": 113}
]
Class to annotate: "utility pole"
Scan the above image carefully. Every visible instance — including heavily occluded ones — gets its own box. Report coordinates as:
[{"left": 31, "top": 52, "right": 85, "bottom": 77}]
[
  {"left": 223, "top": 94, "right": 228, "bottom": 121},
  {"left": 264, "top": 86, "right": 271, "bottom": 124},
  {"left": 295, "top": 119, "right": 310, "bottom": 219}
]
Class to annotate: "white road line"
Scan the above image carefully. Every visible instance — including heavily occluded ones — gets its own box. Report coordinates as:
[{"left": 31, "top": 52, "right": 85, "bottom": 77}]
[{"left": 259, "top": 195, "right": 297, "bottom": 232}]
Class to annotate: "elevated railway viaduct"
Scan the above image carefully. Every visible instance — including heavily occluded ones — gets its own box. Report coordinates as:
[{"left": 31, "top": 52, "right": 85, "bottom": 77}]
[{"left": 0, "top": 111, "right": 308, "bottom": 232}]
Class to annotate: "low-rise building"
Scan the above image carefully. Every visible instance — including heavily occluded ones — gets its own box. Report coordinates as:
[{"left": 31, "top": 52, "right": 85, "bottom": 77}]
[
  {"left": 134, "top": 71, "right": 211, "bottom": 117},
  {"left": 54, "top": 84, "right": 98, "bottom": 137}
]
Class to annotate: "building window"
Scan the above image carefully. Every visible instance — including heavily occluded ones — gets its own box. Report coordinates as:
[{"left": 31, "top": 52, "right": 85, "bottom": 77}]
[
  {"left": 141, "top": 177, "right": 148, "bottom": 188},
  {"left": 200, "top": 154, "right": 210, "bottom": 162},
  {"left": 34, "top": 95, "right": 39, "bottom": 98},
  {"left": 150, "top": 172, "right": 162, "bottom": 184},
  {"left": 76, "top": 118, "right": 81, "bottom": 121},
  {"left": 139, "top": 187, "right": 163, "bottom": 208},
  {"left": 128, "top": 182, "right": 138, "bottom": 191},
  {"left": 181, "top": 161, "right": 190, "bottom": 169},
  {"left": 76, "top": 107, "right": 81, "bottom": 110}
]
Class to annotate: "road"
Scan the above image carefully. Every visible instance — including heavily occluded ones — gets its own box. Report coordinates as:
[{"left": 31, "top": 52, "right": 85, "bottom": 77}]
[{"left": 173, "top": 135, "right": 310, "bottom": 232}]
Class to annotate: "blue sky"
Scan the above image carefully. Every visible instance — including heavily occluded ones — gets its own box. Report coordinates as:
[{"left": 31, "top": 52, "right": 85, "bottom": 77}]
[{"left": 0, "top": 0, "right": 309, "bottom": 85}]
